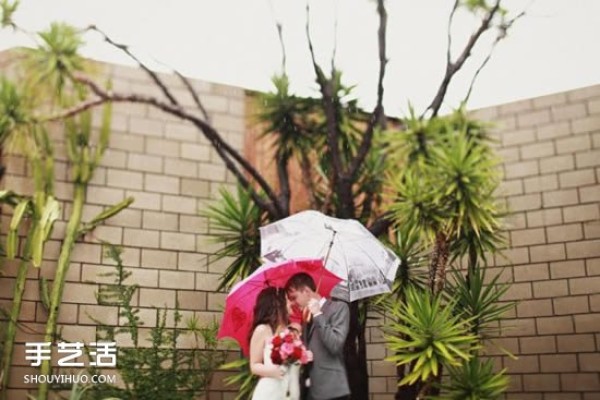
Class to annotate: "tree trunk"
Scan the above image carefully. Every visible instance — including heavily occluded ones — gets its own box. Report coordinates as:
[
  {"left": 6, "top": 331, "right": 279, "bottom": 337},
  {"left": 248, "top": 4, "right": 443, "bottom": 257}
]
[{"left": 344, "top": 301, "right": 369, "bottom": 400}]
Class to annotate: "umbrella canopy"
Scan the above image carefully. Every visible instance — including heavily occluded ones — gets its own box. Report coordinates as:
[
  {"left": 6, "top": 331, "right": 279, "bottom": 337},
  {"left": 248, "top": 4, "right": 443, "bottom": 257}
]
[
  {"left": 217, "top": 258, "right": 342, "bottom": 355},
  {"left": 260, "top": 210, "right": 400, "bottom": 302}
]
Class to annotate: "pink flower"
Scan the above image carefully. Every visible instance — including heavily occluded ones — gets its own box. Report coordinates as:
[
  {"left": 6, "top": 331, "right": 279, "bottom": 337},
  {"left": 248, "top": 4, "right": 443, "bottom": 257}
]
[{"left": 281, "top": 342, "right": 295, "bottom": 357}]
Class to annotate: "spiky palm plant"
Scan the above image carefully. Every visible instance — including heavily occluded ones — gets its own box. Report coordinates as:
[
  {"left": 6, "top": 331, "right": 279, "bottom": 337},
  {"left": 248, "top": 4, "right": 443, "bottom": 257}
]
[
  {"left": 446, "top": 266, "right": 515, "bottom": 340},
  {"left": 201, "top": 186, "right": 264, "bottom": 291},
  {"left": 435, "top": 357, "right": 509, "bottom": 400},
  {"left": 384, "top": 286, "right": 479, "bottom": 398},
  {"left": 385, "top": 109, "right": 509, "bottom": 398}
]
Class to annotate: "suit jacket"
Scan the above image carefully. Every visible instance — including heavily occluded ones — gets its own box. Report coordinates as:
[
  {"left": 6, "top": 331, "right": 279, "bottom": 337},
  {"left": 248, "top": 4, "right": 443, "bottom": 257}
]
[{"left": 306, "top": 299, "right": 350, "bottom": 400}]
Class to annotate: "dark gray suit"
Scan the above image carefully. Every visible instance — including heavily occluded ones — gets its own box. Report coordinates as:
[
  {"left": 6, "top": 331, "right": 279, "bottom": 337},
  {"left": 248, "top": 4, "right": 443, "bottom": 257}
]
[{"left": 306, "top": 299, "right": 350, "bottom": 400}]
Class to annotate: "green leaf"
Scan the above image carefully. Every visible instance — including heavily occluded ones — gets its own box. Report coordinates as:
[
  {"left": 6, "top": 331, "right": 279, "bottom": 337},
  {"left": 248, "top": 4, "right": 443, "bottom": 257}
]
[{"left": 6, "top": 199, "right": 30, "bottom": 259}]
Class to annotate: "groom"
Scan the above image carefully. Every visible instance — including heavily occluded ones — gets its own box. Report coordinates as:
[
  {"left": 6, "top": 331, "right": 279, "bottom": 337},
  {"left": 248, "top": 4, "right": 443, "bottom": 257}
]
[{"left": 285, "top": 273, "right": 351, "bottom": 400}]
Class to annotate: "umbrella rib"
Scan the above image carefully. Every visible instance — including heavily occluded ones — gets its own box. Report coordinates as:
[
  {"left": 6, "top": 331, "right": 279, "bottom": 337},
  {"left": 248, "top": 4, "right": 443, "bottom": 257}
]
[{"left": 336, "top": 237, "right": 352, "bottom": 283}]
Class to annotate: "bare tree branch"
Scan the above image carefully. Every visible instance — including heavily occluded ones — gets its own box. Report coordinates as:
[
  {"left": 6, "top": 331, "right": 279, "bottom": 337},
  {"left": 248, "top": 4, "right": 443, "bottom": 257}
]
[
  {"left": 305, "top": 1, "right": 343, "bottom": 189},
  {"left": 268, "top": 0, "right": 287, "bottom": 73},
  {"left": 88, "top": 25, "right": 180, "bottom": 107},
  {"left": 424, "top": 0, "right": 502, "bottom": 118},
  {"left": 347, "top": 0, "right": 387, "bottom": 180},
  {"left": 447, "top": 0, "right": 460, "bottom": 65},
  {"left": 464, "top": 10, "right": 526, "bottom": 104},
  {"left": 368, "top": 211, "right": 393, "bottom": 237},
  {"left": 276, "top": 153, "right": 291, "bottom": 215},
  {"left": 299, "top": 151, "right": 319, "bottom": 209},
  {"left": 67, "top": 73, "right": 284, "bottom": 218},
  {"left": 173, "top": 70, "right": 211, "bottom": 122}
]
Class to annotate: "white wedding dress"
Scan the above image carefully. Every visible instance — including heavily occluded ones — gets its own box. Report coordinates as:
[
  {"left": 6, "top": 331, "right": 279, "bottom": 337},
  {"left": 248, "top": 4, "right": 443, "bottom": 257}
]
[{"left": 252, "top": 340, "right": 300, "bottom": 400}]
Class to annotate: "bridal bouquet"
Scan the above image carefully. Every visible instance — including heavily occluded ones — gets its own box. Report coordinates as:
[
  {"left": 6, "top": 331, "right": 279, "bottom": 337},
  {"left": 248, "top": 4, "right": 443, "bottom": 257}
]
[{"left": 270, "top": 328, "right": 310, "bottom": 366}]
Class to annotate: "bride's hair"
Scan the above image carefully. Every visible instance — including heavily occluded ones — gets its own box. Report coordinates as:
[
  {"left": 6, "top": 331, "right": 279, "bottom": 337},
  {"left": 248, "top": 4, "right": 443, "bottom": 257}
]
[{"left": 249, "top": 287, "right": 288, "bottom": 344}]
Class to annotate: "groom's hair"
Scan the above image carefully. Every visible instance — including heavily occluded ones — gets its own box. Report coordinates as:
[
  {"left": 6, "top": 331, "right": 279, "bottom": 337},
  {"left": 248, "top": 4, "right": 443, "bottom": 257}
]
[{"left": 285, "top": 273, "right": 316, "bottom": 292}]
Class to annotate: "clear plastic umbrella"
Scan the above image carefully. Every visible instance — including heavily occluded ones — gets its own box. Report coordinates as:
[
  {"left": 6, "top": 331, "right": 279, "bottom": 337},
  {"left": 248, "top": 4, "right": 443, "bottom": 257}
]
[{"left": 260, "top": 210, "right": 400, "bottom": 301}]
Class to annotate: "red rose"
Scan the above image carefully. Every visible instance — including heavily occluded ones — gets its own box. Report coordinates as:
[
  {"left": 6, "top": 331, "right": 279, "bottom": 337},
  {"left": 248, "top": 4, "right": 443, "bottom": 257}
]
[
  {"left": 284, "top": 333, "right": 294, "bottom": 343},
  {"left": 272, "top": 335, "right": 283, "bottom": 347},
  {"left": 292, "top": 346, "right": 303, "bottom": 360},
  {"left": 271, "top": 348, "right": 283, "bottom": 365}
]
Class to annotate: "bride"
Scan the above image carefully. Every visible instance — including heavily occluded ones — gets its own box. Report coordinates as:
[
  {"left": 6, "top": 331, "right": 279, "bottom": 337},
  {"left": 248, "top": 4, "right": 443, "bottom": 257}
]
[{"left": 249, "top": 287, "right": 306, "bottom": 400}]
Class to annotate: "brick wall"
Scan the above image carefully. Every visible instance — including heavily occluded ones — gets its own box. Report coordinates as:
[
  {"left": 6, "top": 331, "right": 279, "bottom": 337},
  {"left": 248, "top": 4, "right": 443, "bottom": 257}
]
[
  {"left": 469, "top": 85, "right": 600, "bottom": 399},
  {"left": 1, "top": 49, "right": 599, "bottom": 399},
  {"left": 0, "top": 56, "right": 242, "bottom": 399}
]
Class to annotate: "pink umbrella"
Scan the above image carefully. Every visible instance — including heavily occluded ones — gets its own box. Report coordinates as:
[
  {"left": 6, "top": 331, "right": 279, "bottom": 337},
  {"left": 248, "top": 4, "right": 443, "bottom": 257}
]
[{"left": 217, "top": 258, "right": 342, "bottom": 355}]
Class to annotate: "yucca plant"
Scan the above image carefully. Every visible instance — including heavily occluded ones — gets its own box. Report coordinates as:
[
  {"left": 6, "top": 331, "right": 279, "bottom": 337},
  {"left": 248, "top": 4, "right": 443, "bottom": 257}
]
[
  {"left": 435, "top": 357, "right": 509, "bottom": 400},
  {"left": 385, "top": 109, "right": 510, "bottom": 398},
  {"left": 388, "top": 110, "right": 503, "bottom": 293},
  {"left": 446, "top": 266, "right": 515, "bottom": 340},
  {"left": 384, "top": 286, "right": 479, "bottom": 398},
  {"left": 201, "top": 185, "right": 265, "bottom": 291},
  {"left": 220, "top": 358, "right": 258, "bottom": 400}
]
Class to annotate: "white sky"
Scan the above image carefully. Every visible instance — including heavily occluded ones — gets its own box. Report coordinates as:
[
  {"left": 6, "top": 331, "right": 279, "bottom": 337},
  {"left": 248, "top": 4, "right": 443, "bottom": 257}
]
[{"left": 1, "top": 0, "right": 599, "bottom": 116}]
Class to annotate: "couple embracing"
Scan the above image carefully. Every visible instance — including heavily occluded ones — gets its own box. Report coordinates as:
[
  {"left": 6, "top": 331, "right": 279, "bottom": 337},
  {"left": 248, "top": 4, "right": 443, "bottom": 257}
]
[{"left": 249, "top": 273, "right": 351, "bottom": 400}]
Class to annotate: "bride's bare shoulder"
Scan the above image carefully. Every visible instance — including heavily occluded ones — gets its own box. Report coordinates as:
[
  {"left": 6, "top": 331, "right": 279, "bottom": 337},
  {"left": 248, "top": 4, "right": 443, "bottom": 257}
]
[{"left": 253, "top": 324, "right": 273, "bottom": 335}]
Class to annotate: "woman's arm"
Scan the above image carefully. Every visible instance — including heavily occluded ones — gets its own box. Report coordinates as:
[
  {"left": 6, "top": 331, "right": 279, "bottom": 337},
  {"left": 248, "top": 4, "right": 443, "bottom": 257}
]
[{"left": 249, "top": 324, "right": 284, "bottom": 379}]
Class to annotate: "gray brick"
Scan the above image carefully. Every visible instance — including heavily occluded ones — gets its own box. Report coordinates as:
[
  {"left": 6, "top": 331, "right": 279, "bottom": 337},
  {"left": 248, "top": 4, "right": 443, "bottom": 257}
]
[
  {"left": 559, "top": 169, "right": 596, "bottom": 188},
  {"left": 129, "top": 117, "right": 164, "bottom": 137},
  {"left": 580, "top": 185, "right": 600, "bottom": 203},
  {"left": 533, "top": 92, "right": 567, "bottom": 109},
  {"left": 502, "top": 129, "right": 536, "bottom": 146},
  {"left": 508, "top": 194, "right": 541, "bottom": 212},
  {"left": 563, "top": 204, "right": 600, "bottom": 223},
  {"left": 127, "top": 153, "right": 163, "bottom": 173},
  {"left": 530, "top": 243, "right": 566, "bottom": 263},
  {"left": 540, "top": 154, "right": 575, "bottom": 174},
  {"left": 576, "top": 150, "right": 600, "bottom": 168},
  {"left": 499, "top": 99, "right": 532, "bottom": 116},
  {"left": 126, "top": 190, "right": 162, "bottom": 211},
  {"left": 145, "top": 174, "right": 180, "bottom": 194},
  {"left": 164, "top": 158, "right": 198, "bottom": 178},
  {"left": 107, "top": 169, "right": 144, "bottom": 190},
  {"left": 568, "top": 85, "right": 600, "bottom": 101},
  {"left": 547, "top": 223, "right": 583, "bottom": 243},
  {"left": 520, "top": 141, "right": 555, "bottom": 159},
  {"left": 181, "top": 178, "right": 210, "bottom": 198},
  {"left": 146, "top": 138, "right": 179, "bottom": 157},
  {"left": 499, "top": 180, "right": 523, "bottom": 196},
  {"left": 517, "top": 109, "right": 551, "bottom": 128},
  {"left": 551, "top": 103, "right": 587, "bottom": 122},
  {"left": 162, "top": 195, "right": 197, "bottom": 214},
  {"left": 161, "top": 232, "right": 196, "bottom": 251},
  {"left": 123, "top": 228, "right": 160, "bottom": 248},
  {"left": 165, "top": 122, "right": 198, "bottom": 142},
  {"left": 523, "top": 175, "right": 558, "bottom": 193},
  {"left": 567, "top": 240, "right": 600, "bottom": 259},
  {"left": 504, "top": 161, "right": 540, "bottom": 179},
  {"left": 542, "top": 189, "right": 579, "bottom": 208},
  {"left": 142, "top": 211, "right": 179, "bottom": 231},
  {"left": 181, "top": 143, "right": 211, "bottom": 161},
  {"left": 572, "top": 115, "right": 600, "bottom": 134},
  {"left": 537, "top": 121, "right": 570, "bottom": 140}
]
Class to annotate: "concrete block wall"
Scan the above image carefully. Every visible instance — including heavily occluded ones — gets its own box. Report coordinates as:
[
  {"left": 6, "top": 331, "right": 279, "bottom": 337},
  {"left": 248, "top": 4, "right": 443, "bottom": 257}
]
[
  {"left": 352, "top": 85, "right": 600, "bottom": 400},
  {"left": 469, "top": 85, "right": 600, "bottom": 399},
  {"left": 0, "top": 56, "right": 242, "bottom": 399},
  {"left": 2, "top": 48, "right": 599, "bottom": 398}
]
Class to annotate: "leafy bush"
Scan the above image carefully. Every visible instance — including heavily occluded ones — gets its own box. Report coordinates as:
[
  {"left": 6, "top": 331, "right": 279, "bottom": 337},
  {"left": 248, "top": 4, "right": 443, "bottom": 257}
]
[{"left": 85, "top": 244, "right": 228, "bottom": 400}]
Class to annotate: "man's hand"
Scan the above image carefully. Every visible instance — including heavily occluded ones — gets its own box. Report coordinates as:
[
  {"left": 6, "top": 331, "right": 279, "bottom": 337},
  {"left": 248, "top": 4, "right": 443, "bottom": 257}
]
[{"left": 308, "top": 298, "right": 322, "bottom": 317}]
